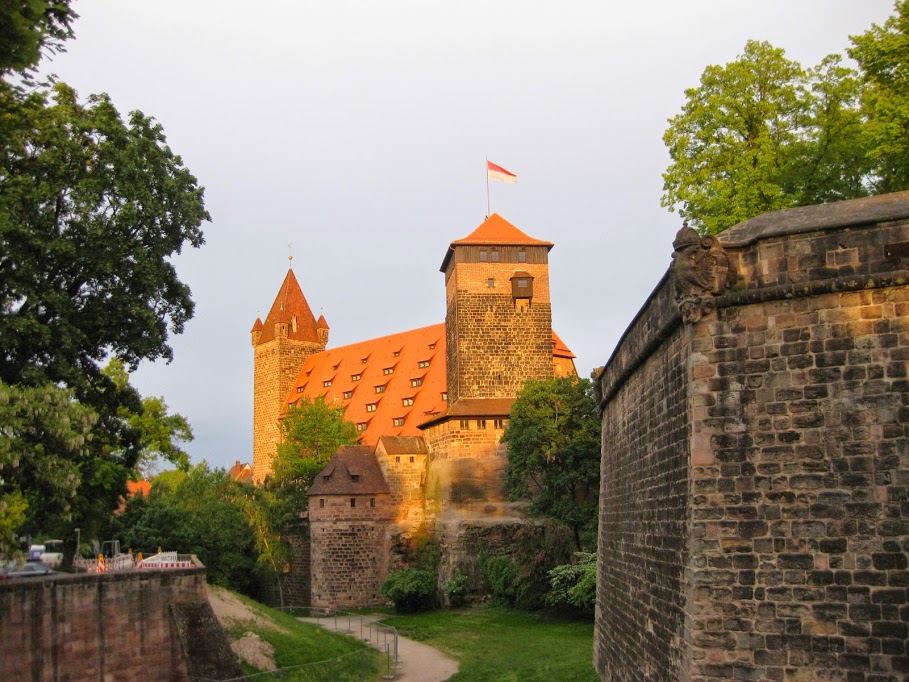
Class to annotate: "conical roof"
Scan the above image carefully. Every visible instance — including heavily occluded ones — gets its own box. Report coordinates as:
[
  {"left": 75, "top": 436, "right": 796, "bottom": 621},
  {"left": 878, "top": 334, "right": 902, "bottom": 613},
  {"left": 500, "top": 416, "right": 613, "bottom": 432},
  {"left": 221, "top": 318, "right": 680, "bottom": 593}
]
[{"left": 256, "top": 269, "right": 322, "bottom": 344}]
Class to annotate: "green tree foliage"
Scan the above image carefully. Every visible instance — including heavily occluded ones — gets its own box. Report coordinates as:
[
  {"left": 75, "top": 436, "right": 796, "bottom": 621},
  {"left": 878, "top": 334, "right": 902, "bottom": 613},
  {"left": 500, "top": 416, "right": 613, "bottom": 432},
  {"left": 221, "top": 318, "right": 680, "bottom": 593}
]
[
  {"left": 662, "top": 40, "right": 873, "bottom": 234},
  {"left": 112, "top": 465, "right": 257, "bottom": 592},
  {"left": 380, "top": 568, "right": 437, "bottom": 613},
  {"left": 103, "top": 359, "right": 193, "bottom": 475},
  {"left": 0, "top": 381, "right": 97, "bottom": 544},
  {"left": 849, "top": 0, "right": 909, "bottom": 192},
  {"left": 269, "top": 397, "right": 358, "bottom": 505},
  {"left": 502, "top": 377, "right": 601, "bottom": 550},
  {"left": 0, "top": 1, "right": 76, "bottom": 75},
  {"left": 0, "top": 11, "right": 208, "bottom": 547},
  {"left": 546, "top": 552, "right": 597, "bottom": 613}
]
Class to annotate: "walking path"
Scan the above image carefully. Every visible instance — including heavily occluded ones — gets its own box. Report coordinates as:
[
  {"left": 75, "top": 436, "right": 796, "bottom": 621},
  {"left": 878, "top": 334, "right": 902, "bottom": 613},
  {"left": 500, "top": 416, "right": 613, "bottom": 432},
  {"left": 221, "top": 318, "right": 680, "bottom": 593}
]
[{"left": 299, "top": 614, "right": 458, "bottom": 682}]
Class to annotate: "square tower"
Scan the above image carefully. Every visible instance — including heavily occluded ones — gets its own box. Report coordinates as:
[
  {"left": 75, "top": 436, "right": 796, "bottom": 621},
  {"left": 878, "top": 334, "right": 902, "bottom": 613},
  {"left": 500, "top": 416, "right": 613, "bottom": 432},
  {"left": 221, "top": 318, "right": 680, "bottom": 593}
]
[{"left": 439, "top": 214, "right": 555, "bottom": 403}]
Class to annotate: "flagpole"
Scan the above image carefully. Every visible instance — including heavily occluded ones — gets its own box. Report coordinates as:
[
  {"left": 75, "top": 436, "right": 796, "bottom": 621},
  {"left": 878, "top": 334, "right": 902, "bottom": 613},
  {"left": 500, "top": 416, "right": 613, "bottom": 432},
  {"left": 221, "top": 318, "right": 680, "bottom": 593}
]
[{"left": 485, "top": 157, "right": 490, "bottom": 217}]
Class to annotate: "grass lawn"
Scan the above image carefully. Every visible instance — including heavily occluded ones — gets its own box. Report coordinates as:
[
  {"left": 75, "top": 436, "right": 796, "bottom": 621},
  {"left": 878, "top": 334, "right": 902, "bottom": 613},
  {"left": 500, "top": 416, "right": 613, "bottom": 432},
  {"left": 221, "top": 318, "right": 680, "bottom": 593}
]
[
  {"left": 385, "top": 606, "right": 599, "bottom": 682},
  {"left": 225, "top": 592, "right": 384, "bottom": 680}
]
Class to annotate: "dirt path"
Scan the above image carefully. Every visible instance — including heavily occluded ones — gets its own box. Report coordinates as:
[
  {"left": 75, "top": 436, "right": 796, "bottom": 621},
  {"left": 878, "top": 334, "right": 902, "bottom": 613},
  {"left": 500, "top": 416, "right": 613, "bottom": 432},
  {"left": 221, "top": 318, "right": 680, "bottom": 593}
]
[{"left": 300, "top": 614, "right": 459, "bottom": 682}]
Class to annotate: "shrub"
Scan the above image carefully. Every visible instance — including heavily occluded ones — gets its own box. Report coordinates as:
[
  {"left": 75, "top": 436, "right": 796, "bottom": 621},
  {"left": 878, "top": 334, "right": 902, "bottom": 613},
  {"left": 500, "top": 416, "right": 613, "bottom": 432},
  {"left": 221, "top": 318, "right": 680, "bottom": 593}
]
[
  {"left": 381, "top": 568, "right": 437, "bottom": 612},
  {"left": 445, "top": 572, "right": 469, "bottom": 607},
  {"left": 546, "top": 552, "right": 597, "bottom": 613}
]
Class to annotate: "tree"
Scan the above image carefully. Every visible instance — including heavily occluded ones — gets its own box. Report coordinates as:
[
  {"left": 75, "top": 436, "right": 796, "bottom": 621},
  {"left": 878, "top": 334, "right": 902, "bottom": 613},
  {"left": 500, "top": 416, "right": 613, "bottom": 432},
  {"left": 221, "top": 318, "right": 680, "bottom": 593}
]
[
  {"left": 0, "top": 1, "right": 76, "bottom": 75},
  {"left": 849, "top": 0, "right": 909, "bottom": 193},
  {"left": 502, "top": 376, "right": 601, "bottom": 550},
  {"left": 662, "top": 40, "right": 872, "bottom": 234},
  {"left": 0, "top": 10, "right": 208, "bottom": 547},
  {"left": 269, "top": 397, "right": 358, "bottom": 504}
]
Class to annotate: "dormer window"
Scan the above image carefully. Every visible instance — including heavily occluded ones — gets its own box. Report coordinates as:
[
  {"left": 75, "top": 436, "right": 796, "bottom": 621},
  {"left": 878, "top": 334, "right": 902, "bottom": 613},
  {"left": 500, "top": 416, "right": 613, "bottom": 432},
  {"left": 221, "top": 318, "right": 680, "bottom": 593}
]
[
  {"left": 403, "top": 397, "right": 414, "bottom": 407},
  {"left": 393, "top": 417, "right": 405, "bottom": 427},
  {"left": 394, "top": 350, "right": 401, "bottom": 357},
  {"left": 351, "top": 373, "right": 361, "bottom": 382},
  {"left": 428, "top": 343, "right": 436, "bottom": 350},
  {"left": 442, "top": 392, "right": 448, "bottom": 401},
  {"left": 361, "top": 357, "right": 368, "bottom": 364},
  {"left": 296, "top": 386, "right": 305, "bottom": 393},
  {"left": 323, "top": 380, "right": 332, "bottom": 387},
  {"left": 356, "top": 422, "right": 368, "bottom": 432},
  {"left": 343, "top": 390, "right": 353, "bottom": 399},
  {"left": 351, "top": 474, "right": 360, "bottom": 482},
  {"left": 418, "top": 360, "right": 430, "bottom": 368},
  {"left": 411, "top": 377, "right": 423, "bottom": 388},
  {"left": 366, "top": 403, "right": 377, "bottom": 412},
  {"left": 384, "top": 367, "right": 394, "bottom": 375},
  {"left": 376, "top": 385, "right": 386, "bottom": 394}
]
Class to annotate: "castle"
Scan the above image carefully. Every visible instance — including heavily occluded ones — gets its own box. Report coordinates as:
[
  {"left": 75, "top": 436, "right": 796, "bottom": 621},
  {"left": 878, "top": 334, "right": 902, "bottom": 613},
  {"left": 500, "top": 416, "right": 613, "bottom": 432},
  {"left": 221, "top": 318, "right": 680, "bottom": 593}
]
[{"left": 251, "top": 214, "right": 576, "bottom": 607}]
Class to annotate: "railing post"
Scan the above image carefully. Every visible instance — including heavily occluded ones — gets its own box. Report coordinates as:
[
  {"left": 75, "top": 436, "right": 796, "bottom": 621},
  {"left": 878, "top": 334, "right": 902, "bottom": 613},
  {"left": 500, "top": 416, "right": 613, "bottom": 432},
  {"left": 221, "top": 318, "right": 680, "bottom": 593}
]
[{"left": 360, "top": 648, "right": 365, "bottom": 682}]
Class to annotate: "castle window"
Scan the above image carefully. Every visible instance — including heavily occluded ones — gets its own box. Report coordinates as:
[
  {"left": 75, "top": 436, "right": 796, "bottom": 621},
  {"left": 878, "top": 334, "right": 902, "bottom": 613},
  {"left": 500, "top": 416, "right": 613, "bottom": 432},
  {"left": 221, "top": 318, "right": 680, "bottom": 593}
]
[
  {"left": 343, "top": 390, "right": 353, "bottom": 399},
  {"left": 518, "top": 249, "right": 526, "bottom": 262},
  {"left": 393, "top": 417, "right": 405, "bottom": 427},
  {"left": 351, "top": 474, "right": 360, "bottom": 482},
  {"left": 517, "top": 278, "right": 529, "bottom": 289},
  {"left": 409, "top": 456, "right": 415, "bottom": 463},
  {"left": 395, "top": 456, "right": 400, "bottom": 463},
  {"left": 480, "top": 249, "right": 488, "bottom": 262},
  {"left": 394, "top": 350, "right": 400, "bottom": 357},
  {"left": 402, "top": 397, "right": 414, "bottom": 407},
  {"left": 384, "top": 367, "right": 394, "bottom": 375},
  {"left": 429, "top": 343, "right": 436, "bottom": 349},
  {"left": 323, "top": 475, "right": 331, "bottom": 482},
  {"left": 350, "top": 498, "right": 356, "bottom": 508},
  {"left": 494, "top": 418, "right": 505, "bottom": 429},
  {"left": 296, "top": 386, "right": 304, "bottom": 393},
  {"left": 460, "top": 419, "right": 470, "bottom": 429},
  {"left": 319, "top": 498, "right": 325, "bottom": 508},
  {"left": 370, "top": 498, "right": 375, "bottom": 508},
  {"left": 323, "top": 380, "right": 332, "bottom": 387},
  {"left": 356, "top": 422, "right": 368, "bottom": 432},
  {"left": 376, "top": 385, "right": 386, "bottom": 394},
  {"left": 351, "top": 373, "right": 361, "bottom": 382},
  {"left": 411, "top": 377, "right": 423, "bottom": 388},
  {"left": 442, "top": 392, "right": 448, "bottom": 401},
  {"left": 418, "top": 360, "right": 430, "bottom": 368},
  {"left": 491, "top": 249, "right": 500, "bottom": 262},
  {"left": 487, "top": 278, "right": 495, "bottom": 288},
  {"left": 361, "top": 357, "right": 368, "bottom": 364},
  {"left": 477, "top": 419, "right": 487, "bottom": 429},
  {"left": 366, "top": 403, "right": 377, "bottom": 412}
]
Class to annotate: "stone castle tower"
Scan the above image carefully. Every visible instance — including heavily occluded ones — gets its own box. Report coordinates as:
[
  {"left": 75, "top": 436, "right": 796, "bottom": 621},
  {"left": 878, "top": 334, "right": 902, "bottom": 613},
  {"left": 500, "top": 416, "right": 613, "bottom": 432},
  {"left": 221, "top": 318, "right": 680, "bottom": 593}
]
[
  {"left": 441, "top": 213, "right": 555, "bottom": 402},
  {"left": 251, "top": 268, "right": 329, "bottom": 482}
]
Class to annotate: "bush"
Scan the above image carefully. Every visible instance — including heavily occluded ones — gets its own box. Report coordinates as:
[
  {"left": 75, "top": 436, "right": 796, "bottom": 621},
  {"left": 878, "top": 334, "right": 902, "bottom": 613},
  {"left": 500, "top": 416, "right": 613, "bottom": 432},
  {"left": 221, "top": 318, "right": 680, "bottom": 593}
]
[
  {"left": 546, "top": 552, "right": 597, "bottom": 613},
  {"left": 445, "top": 573, "right": 469, "bottom": 607},
  {"left": 381, "top": 568, "right": 437, "bottom": 612}
]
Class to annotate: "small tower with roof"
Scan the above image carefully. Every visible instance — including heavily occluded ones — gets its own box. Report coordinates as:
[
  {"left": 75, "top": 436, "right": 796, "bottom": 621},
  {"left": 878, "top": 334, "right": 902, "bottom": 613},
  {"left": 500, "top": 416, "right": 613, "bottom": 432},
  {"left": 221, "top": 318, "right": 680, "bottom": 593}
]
[{"left": 252, "top": 268, "right": 328, "bottom": 482}]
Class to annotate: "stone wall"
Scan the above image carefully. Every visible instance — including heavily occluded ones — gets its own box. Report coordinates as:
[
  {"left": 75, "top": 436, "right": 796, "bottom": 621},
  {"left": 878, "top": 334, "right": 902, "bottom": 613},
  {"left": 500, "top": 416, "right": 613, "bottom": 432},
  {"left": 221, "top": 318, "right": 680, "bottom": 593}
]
[
  {"left": 595, "top": 193, "right": 909, "bottom": 681},
  {"left": 0, "top": 567, "right": 238, "bottom": 682},
  {"left": 257, "top": 517, "right": 312, "bottom": 608},
  {"left": 309, "top": 494, "right": 394, "bottom": 609}
]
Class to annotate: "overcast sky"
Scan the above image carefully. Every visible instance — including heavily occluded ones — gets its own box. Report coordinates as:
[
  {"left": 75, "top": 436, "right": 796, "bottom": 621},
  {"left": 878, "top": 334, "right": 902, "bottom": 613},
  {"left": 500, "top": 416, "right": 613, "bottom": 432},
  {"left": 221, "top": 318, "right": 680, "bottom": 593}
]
[{"left": 40, "top": 0, "right": 895, "bottom": 471}]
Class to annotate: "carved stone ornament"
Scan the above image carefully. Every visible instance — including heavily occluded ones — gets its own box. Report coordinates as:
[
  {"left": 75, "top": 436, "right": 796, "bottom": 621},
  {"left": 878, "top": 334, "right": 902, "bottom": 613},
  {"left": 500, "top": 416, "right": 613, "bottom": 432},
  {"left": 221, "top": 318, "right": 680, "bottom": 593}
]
[{"left": 670, "top": 225, "right": 736, "bottom": 323}]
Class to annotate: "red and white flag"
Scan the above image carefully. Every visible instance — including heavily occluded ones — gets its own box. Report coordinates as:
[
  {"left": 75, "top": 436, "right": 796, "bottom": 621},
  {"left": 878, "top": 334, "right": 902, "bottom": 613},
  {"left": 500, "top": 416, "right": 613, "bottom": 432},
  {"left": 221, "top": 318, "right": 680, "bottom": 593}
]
[{"left": 487, "top": 160, "right": 517, "bottom": 184}]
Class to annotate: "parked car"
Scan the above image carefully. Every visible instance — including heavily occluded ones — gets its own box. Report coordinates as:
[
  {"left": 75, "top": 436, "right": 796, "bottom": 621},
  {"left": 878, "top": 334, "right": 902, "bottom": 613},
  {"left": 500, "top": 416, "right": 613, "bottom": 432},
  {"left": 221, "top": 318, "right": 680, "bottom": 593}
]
[{"left": 0, "top": 561, "right": 55, "bottom": 579}]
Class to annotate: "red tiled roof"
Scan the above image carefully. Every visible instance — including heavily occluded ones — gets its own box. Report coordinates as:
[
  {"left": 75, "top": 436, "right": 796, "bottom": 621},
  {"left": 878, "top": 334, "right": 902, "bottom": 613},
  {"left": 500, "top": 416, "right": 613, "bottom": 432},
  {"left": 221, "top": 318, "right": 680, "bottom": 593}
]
[
  {"left": 127, "top": 480, "right": 151, "bottom": 497},
  {"left": 285, "top": 324, "right": 447, "bottom": 446},
  {"left": 257, "top": 269, "right": 323, "bottom": 345},
  {"left": 228, "top": 460, "right": 254, "bottom": 484},
  {"left": 418, "top": 397, "right": 515, "bottom": 429},
  {"left": 308, "top": 446, "right": 391, "bottom": 496},
  {"left": 452, "top": 214, "right": 554, "bottom": 247},
  {"left": 251, "top": 317, "right": 263, "bottom": 333},
  {"left": 552, "top": 331, "right": 576, "bottom": 359},
  {"left": 284, "top": 323, "right": 576, "bottom": 446}
]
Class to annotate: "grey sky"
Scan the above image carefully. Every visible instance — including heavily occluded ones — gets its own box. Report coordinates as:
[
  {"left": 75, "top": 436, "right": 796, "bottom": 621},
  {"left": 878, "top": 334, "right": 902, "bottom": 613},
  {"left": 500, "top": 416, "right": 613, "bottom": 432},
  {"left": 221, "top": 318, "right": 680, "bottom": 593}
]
[{"left": 40, "top": 0, "right": 894, "bottom": 470}]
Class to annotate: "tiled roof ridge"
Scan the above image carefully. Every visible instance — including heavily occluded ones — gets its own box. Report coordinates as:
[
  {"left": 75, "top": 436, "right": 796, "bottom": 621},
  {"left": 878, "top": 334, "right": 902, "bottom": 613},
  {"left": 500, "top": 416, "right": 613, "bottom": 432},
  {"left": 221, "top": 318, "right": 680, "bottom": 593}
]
[{"left": 317, "top": 322, "right": 444, "bottom": 355}]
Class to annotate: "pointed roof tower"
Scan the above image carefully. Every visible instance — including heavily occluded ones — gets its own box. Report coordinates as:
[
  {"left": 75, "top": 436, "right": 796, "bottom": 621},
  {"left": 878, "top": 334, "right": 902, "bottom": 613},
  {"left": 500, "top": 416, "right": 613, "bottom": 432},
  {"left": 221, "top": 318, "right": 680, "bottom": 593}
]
[{"left": 256, "top": 269, "right": 322, "bottom": 345}]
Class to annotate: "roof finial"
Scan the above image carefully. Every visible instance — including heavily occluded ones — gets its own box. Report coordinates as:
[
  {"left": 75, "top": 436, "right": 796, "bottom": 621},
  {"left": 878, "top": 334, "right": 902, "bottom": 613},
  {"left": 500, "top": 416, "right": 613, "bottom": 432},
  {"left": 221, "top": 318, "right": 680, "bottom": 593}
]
[{"left": 288, "top": 241, "right": 294, "bottom": 268}]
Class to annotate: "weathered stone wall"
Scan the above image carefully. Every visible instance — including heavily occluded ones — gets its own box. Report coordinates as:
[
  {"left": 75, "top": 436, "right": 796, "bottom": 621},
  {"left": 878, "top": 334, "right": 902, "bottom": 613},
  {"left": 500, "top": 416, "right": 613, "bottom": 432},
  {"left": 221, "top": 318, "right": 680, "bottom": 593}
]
[
  {"left": 377, "top": 450, "right": 429, "bottom": 527},
  {"left": 0, "top": 567, "right": 234, "bottom": 682},
  {"left": 309, "top": 494, "right": 394, "bottom": 609},
  {"left": 595, "top": 193, "right": 909, "bottom": 682}
]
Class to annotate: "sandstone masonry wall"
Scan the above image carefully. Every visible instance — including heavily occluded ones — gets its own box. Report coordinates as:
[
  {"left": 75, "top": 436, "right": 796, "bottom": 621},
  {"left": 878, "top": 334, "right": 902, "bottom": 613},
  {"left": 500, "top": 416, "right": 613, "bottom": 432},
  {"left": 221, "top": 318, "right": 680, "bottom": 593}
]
[
  {"left": 595, "top": 196, "right": 909, "bottom": 682},
  {"left": 0, "top": 568, "right": 211, "bottom": 682}
]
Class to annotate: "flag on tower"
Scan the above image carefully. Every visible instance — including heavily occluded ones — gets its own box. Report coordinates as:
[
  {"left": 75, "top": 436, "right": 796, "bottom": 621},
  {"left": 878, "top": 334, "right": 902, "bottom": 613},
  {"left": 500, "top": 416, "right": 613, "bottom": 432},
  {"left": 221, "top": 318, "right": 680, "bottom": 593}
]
[{"left": 486, "top": 160, "right": 517, "bottom": 184}]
